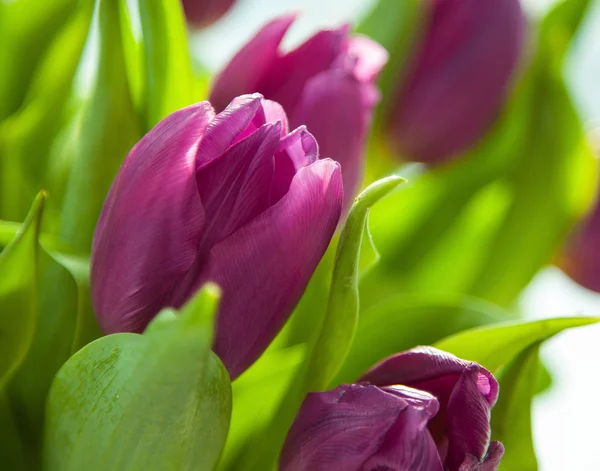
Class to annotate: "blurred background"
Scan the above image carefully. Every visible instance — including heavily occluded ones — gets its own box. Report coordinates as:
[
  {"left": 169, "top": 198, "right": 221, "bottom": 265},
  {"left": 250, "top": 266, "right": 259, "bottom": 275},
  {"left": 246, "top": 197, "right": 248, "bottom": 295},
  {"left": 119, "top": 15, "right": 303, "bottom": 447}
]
[{"left": 191, "top": 0, "right": 600, "bottom": 469}]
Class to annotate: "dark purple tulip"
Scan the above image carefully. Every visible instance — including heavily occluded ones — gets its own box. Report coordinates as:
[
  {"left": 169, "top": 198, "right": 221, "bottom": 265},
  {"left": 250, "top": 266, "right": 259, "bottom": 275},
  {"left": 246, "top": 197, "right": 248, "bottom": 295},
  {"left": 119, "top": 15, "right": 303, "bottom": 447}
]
[
  {"left": 181, "top": 0, "right": 236, "bottom": 28},
  {"left": 91, "top": 94, "right": 343, "bottom": 379},
  {"left": 210, "top": 16, "right": 387, "bottom": 210},
  {"left": 386, "top": 0, "right": 526, "bottom": 164},
  {"left": 281, "top": 347, "right": 502, "bottom": 471},
  {"left": 280, "top": 383, "right": 443, "bottom": 471}
]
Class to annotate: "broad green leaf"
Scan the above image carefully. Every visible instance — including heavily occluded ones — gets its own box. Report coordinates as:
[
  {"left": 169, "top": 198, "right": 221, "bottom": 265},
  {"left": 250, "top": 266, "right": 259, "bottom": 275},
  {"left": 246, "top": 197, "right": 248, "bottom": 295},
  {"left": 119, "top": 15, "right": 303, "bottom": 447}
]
[
  {"left": 44, "top": 285, "right": 231, "bottom": 471},
  {"left": 136, "top": 0, "right": 197, "bottom": 129},
  {"left": 0, "top": 192, "right": 44, "bottom": 390},
  {"left": 492, "top": 344, "right": 541, "bottom": 471},
  {"left": 58, "top": 0, "right": 142, "bottom": 252},
  {"left": 435, "top": 317, "right": 600, "bottom": 375},
  {"left": 233, "top": 177, "right": 404, "bottom": 471},
  {"left": 334, "top": 294, "right": 507, "bottom": 385}
]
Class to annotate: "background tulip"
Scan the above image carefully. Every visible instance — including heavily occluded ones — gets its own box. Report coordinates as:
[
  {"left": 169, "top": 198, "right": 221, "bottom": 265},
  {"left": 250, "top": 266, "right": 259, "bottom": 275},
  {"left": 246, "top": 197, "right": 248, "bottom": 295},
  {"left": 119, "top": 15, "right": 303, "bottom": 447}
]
[
  {"left": 181, "top": 0, "right": 236, "bottom": 28},
  {"left": 91, "top": 93, "right": 343, "bottom": 379},
  {"left": 280, "top": 383, "right": 443, "bottom": 471},
  {"left": 558, "top": 130, "right": 600, "bottom": 292},
  {"left": 210, "top": 16, "right": 387, "bottom": 210},
  {"left": 360, "top": 347, "right": 503, "bottom": 470},
  {"left": 385, "top": 0, "right": 526, "bottom": 164}
]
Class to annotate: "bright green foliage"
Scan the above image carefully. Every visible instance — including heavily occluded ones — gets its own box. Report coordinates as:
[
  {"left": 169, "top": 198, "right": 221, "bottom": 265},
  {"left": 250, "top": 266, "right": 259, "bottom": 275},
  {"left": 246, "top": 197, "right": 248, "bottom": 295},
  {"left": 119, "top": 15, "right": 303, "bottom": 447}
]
[
  {"left": 0, "top": 193, "right": 45, "bottom": 390},
  {"left": 44, "top": 285, "right": 232, "bottom": 471}
]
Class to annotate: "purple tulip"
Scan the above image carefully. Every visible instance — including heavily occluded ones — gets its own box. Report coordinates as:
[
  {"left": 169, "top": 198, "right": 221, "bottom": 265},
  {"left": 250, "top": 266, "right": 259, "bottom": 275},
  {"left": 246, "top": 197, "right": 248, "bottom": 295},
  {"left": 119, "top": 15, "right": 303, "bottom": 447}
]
[
  {"left": 281, "top": 347, "right": 503, "bottom": 471},
  {"left": 181, "top": 0, "right": 236, "bottom": 28},
  {"left": 386, "top": 0, "right": 526, "bottom": 164},
  {"left": 210, "top": 16, "right": 387, "bottom": 210},
  {"left": 91, "top": 94, "right": 343, "bottom": 379}
]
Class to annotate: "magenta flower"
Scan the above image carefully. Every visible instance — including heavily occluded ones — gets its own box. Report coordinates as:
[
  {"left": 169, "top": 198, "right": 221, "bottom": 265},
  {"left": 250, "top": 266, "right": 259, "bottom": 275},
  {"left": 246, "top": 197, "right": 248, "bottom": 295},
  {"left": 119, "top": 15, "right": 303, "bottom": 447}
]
[
  {"left": 210, "top": 16, "right": 387, "bottom": 210},
  {"left": 91, "top": 94, "right": 343, "bottom": 379},
  {"left": 281, "top": 347, "right": 503, "bottom": 471},
  {"left": 181, "top": 0, "right": 236, "bottom": 28},
  {"left": 386, "top": 0, "right": 526, "bottom": 164}
]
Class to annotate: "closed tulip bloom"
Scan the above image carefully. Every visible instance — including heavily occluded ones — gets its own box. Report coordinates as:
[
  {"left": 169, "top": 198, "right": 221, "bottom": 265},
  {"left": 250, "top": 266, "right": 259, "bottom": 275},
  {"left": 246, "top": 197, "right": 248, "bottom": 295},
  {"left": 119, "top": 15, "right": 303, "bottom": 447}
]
[
  {"left": 210, "top": 16, "right": 387, "bottom": 210},
  {"left": 386, "top": 0, "right": 526, "bottom": 164},
  {"left": 91, "top": 94, "right": 343, "bottom": 379},
  {"left": 361, "top": 347, "right": 503, "bottom": 470},
  {"left": 281, "top": 347, "right": 502, "bottom": 471},
  {"left": 181, "top": 0, "right": 236, "bottom": 28}
]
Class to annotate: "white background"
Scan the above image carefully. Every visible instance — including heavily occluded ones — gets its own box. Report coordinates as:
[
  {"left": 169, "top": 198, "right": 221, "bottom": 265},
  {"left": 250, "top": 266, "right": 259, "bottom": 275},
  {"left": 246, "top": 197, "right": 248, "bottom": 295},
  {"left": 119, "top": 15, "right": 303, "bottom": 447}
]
[{"left": 192, "top": 1, "right": 600, "bottom": 469}]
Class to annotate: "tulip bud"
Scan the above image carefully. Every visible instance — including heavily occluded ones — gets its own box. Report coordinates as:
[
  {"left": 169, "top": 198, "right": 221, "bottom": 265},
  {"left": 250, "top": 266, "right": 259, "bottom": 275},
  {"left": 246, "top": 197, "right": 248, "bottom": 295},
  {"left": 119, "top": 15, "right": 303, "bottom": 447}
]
[
  {"left": 181, "top": 0, "right": 236, "bottom": 28},
  {"left": 281, "top": 347, "right": 503, "bottom": 471},
  {"left": 91, "top": 94, "right": 343, "bottom": 379},
  {"left": 210, "top": 16, "right": 387, "bottom": 210},
  {"left": 558, "top": 131, "right": 600, "bottom": 292},
  {"left": 385, "top": 0, "right": 526, "bottom": 164}
]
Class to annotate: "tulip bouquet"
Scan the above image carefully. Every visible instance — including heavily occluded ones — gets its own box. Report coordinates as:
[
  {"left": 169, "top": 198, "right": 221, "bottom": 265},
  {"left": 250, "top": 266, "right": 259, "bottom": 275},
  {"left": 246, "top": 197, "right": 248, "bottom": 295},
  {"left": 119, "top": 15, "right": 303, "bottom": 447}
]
[{"left": 0, "top": 0, "right": 599, "bottom": 470}]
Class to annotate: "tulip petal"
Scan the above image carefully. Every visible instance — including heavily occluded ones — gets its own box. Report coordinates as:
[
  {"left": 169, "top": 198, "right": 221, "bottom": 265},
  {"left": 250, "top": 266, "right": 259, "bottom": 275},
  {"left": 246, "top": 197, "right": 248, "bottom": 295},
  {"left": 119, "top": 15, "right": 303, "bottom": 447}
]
[
  {"left": 91, "top": 102, "right": 215, "bottom": 334},
  {"left": 444, "top": 367, "right": 495, "bottom": 470},
  {"left": 257, "top": 25, "right": 350, "bottom": 112},
  {"left": 234, "top": 99, "right": 290, "bottom": 144},
  {"left": 210, "top": 16, "right": 295, "bottom": 112},
  {"left": 292, "top": 69, "right": 379, "bottom": 209},
  {"left": 360, "top": 347, "right": 498, "bottom": 408},
  {"left": 182, "top": 0, "right": 236, "bottom": 28},
  {"left": 196, "top": 93, "right": 263, "bottom": 167},
  {"left": 362, "top": 386, "right": 444, "bottom": 471},
  {"left": 388, "top": 0, "right": 525, "bottom": 162},
  {"left": 271, "top": 126, "right": 319, "bottom": 203},
  {"left": 343, "top": 35, "right": 389, "bottom": 82},
  {"left": 200, "top": 158, "right": 342, "bottom": 378},
  {"left": 281, "top": 384, "right": 442, "bottom": 471},
  {"left": 194, "top": 122, "right": 281, "bottom": 253}
]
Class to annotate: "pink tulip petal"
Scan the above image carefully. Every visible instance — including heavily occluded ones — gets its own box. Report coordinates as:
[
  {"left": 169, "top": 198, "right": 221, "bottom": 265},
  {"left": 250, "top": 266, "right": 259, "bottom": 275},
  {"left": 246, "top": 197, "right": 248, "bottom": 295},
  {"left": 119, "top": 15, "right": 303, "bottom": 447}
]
[
  {"left": 271, "top": 126, "right": 318, "bottom": 203},
  {"left": 210, "top": 16, "right": 295, "bottom": 112},
  {"left": 292, "top": 68, "right": 380, "bottom": 209},
  {"left": 91, "top": 102, "right": 215, "bottom": 334},
  {"left": 196, "top": 93, "right": 263, "bottom": 167},
  {"left": 233, "top": 99, "right": 290, "bottom": 144},
  {"left": 201, "top": 158, "right": 342, "bottom": 378},
  {"left": 258, "top": 25, "right": 350, "bottom": 112},
  {"left": 194, "top": 122, "right": 280, "bottom": 251},
  {"left": 342, "top": 35, "right": 389, "bottom": 82}
]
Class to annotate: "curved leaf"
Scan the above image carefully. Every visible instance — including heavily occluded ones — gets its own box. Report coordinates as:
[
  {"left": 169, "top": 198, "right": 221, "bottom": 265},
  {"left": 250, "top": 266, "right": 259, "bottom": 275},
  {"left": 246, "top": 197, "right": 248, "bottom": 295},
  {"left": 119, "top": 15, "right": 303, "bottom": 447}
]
[{"left": 44, "top": 285, "right": 231, "bottom": 471}]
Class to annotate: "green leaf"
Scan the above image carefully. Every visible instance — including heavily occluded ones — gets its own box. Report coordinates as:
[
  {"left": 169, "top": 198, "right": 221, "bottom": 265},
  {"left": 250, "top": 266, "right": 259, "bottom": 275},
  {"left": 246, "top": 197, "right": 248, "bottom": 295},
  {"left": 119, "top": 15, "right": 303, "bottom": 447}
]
[
  {"left": 44, "top": 284, "right": 232, "bottom": 471},
  {"left": 136, "top": 0, "right": 198, "bottom": 130},
  {"left": 0, "top": 1, "right": 93, "bottom": 222},
  {"left": 334, "top": 294, "right": 507, "bottom": 385},
  {"left": 492, "top": 344, "right": 541, "bottom": 471},
  {"left": 434, "top": 316, "right": 600, "bottom": 375},
  {"left": 57, "top": 0, "right": 142, "bottom": 252},
  {"left": 0, "top": 192, "right": 45, "bottom": 390},
  {"left": 0, "top": 0, "right": 76, "bottom": 121},
  {"left": 306, "top": 176, "right": 405, "bottom": 391}
]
